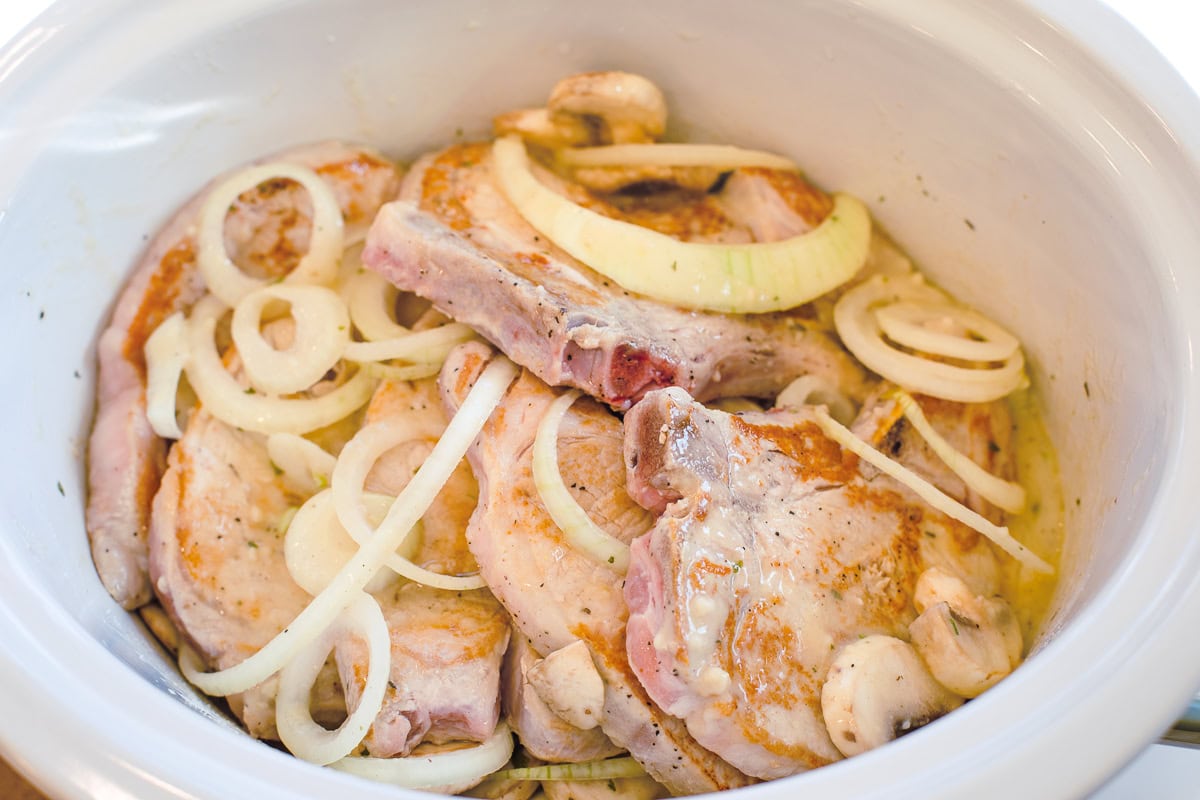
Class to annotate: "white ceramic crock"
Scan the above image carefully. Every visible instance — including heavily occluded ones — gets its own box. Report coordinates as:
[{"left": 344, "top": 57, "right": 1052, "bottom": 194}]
[{"left": 1, "top": 1, "right": 1199, "bottom": 798}]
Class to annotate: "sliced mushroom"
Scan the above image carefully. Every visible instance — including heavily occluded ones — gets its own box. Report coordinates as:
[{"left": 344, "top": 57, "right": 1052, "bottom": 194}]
[
  {"left": 494, "top": 72, "right": 668, "bottom": 149},
  {"left": 493, "top": 107, "right": 598, "bottom": 149},
  {"left": 547, "top": 71, "right": 667, "bottom": 144},
  {"left": 568, "top": 164, "right": 724, "bottom": 194},
  {"left": 526, "top": 640, "right": 606, "bottom": 731},
  {"left": 503, "top": 634, "right": 620, "bottom": 762},
  {"left": 820, "top": 635, "right": 964, "bottom": 758},
  {"left": 908, "top": 567, "right": 1023, "bottom": 698}
]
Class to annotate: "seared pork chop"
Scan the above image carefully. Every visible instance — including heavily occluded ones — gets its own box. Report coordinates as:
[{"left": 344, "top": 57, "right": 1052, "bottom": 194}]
[
  {"left": 363, "top": 143, "right": 868, "bottom": 410},
  {"left": 850, "top": 383, "right": 1016, "bottom": 520},
  {"left": 149, "top": 408, "right": 344, "bottom": 738},
  {"left": 440, "top": 342, "right": 754, "bottom": 795},
  {"left": 340, "top": 379, "right": 510, "bottom": 757},
  {"left": 622, "top": 388, "right": 1004, "bottom": 779},
  {"left": 89, "top": 142, "right": 402, "bottom": 609},
  {"left": 152, "top": 375, "right": 510, "bottom": 754}
]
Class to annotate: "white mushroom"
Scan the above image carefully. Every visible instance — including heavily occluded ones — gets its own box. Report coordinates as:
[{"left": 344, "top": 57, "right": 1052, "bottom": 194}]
[
  {"left": 494, "top": 72, "right": 669, "bottom": 148},
  {"left": 908, "top": 567, "right": 1023, "bottom": 698},
  {"left": 568, "top": 163, "right": 723, "bottom": 194},
  {"left": 526, "top": 639, "right": 606, "bottom": 731},
  {"left": 493, "top": 107, "right": 597, "bottom": 149},
  {"left": 547, "top": 71, "right": 668, "bottom": 144},
  {"left": 820, "top": 634, "right": 964, "bottom": 758}
]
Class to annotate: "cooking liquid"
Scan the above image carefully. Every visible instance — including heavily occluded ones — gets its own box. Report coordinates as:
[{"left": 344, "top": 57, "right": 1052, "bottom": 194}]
[{"left": 1004, "top": 386, "right": 1066, "bottom": 645}]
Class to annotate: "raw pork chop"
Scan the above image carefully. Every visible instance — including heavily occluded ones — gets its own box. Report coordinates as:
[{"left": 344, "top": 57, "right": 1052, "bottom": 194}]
[
  {"left": 622, "top": 388, "right": 1005, "bottom": 779},
  {"left": 363, "top": 142, "right": 868, "bottom": 410},
  {"left": 89, "top": 142, "right": 402, "bottom": 609},
  {"left": 440, "top": 342, "right": 754, "bottom": 795}
]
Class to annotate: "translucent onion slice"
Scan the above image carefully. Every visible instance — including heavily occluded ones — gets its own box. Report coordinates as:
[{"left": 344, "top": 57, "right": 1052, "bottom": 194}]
[
  {"left": 197, "top": 162, "right": 345, "bottom": 306},
  {"left": 344, "top": 269, "right": 410, "bottom": 342},
  {"left": 343, "top": 323, "right": 476, "bottom": 365},
  {"left": 556, "top": 143, "right": 797, "bottom": 170},
  {"left": 874, "top": 300, "right": 1020, "bottom": 363},
  {"left": 532, "top": 390, "right": 629, "bottom": 573},
  {"left": 275, "top": 591, "right": 390, "bottom": 765},
  {"left": 143, "top": 311, "right": 188, "bottom": 439},
  {"left": 333, "top": 414, "right": 488, "bottom": 591},
  {"left": 495, "top": 756, "right": 646, "bottom": 782},
  {"left": 833, "top": 275, "right": 1026, "bottom": 403},
  {"left": 812, "top": 407, "right": 1051, "bottom": 574},
  {"left": 185, "top": 295, "right": 375, "bottom": 435},
  {"left": 330, "top": 723, "right": 514, "bottom": 790},
  {"left": 892, "top": 391, "right": 1026, "bottom": 514},
  {"left": 231, "top": 285, "right": 351, "bottom": 396},
  {"left": 492, "top": 135, "right": 871, "bottom": 313},
  {"left": 178, "top": 356, "right": 517, "bottom": 697},
  {"left": 359, "top": 362, "right": 443, "bottom": 382},
  {"left": 285, "top": 489, "right": 418, "bottom": 595},
  {"left": 267, "top": 433, "right": 337, "bottom": 495},
  {"left": 774, "top": 374, "right": 857, "bottom": 426}
]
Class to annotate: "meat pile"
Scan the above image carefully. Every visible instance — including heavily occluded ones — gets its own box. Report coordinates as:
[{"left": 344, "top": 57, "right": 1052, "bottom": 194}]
[{"left": 87, "top": 71, "right": 1029, "bottom": 797}]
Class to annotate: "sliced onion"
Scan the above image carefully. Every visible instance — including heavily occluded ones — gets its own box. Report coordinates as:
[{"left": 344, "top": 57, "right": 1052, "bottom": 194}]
[
  {"left": 774, "top": 374, "right": 857, "bottom": 426},
  {"left": 359, "top": 362, "right": 443, "bottom": 382},
  {"left": 556, "top": 143, "right": 797, "bottom": 170},
  {"left": 275, "top": 591, "right": 390, "bottom": 765},
  {"left": 144, "top": 311, "right": 188, "bottom": 439},
  {"left": 493, "top": 135, "right": 870, "bottom": 313},
  {"left": 833, "top": 274, "right": 1026, "bottom": 402},
  {"left": 231, "top": 285, "right": 351, "bottom": 396},
  {"left": 874, "top": 300, "right": 1019, "bottom": 363},
  {"left": 343, "top": 323, "right": 476, "bottom": 365},
  {"left": 892, "top": 391, "right": 1026, "bottom": 514},
  {"left": 185, "top": 295, "right": 375, "bottom": 435},
  {"left": 532, "top": 390, "right": 629, "bottom": 573},
  {"left": 178, "top": 356, "right": 517, "bottom": 697},
  {"left": 267, "top": 433, "right": 337, "bottom": 495},
  {"left": 495, "top": 756, "right": 646, "bottom": 782},
  {"left": 330, "top": 723, "right": 514, "bottom": 790},
  {"left": 197, "top": 162, "right": 345, "bottom": 307},
  {"left": 344, "top": 269, "right": 411, "bottom": 342},
  {"left": 812, "top": 407, "right": 1051, "bottom": 574},
  {"left": 285, "top": 489, "right": 419, "bottom": 595},
  {"left": 333, "top": 414, "right": 488, "bottom": 591}
]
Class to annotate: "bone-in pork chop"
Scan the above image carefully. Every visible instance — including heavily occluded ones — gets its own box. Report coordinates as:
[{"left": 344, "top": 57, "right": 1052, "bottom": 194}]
[
  {"left": 622, "top": 388, "right": 1004, "bottom": 779},
  {"left": 364, "top": 143, "right": 867, "bottom": 410},
  {"left": 89, "top": 142, "right": 402, "bottom": 609},
  {"left": 439, "top": 342, "right": 754, "bottom": 795}
]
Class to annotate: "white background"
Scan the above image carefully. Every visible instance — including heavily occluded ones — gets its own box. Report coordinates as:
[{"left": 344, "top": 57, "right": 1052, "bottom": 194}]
[{"left": 0, "top": 0, "right": 1197, "bottom": 797}]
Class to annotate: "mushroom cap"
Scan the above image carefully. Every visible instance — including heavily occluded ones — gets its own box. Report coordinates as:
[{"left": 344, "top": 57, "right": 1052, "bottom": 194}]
[
  {"left": 820, "top": 634, "right": 964, "bottom": 758},
  {"left": 547, "top": 71, "right": 668, "bottom": 143},
  {"left": 909, "top": 567, "right": 1024, "bottom": 698}
]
